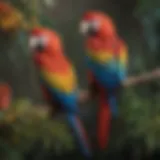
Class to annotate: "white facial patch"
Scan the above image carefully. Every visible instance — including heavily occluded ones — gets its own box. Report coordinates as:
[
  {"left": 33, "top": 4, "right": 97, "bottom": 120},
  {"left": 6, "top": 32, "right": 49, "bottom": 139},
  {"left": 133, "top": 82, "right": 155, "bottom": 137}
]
[
  {"left": 79, "top": 21, "right": 90, "bottom": 34},
  {"left": 29, "top": 36, "right": 38, "bottom": 49},
  {"left": 29, "top": 35, "right": 48, "bottom": 51},
  {"left": 79, "top": 20, "right": 100, "bottom": 35}
]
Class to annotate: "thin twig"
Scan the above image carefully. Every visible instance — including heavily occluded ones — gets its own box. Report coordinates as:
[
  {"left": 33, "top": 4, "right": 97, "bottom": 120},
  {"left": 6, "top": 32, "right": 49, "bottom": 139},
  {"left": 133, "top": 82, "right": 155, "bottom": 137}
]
[
  {"left": 30, "top": 0, "right": 39, "bottom": 27},
  {"left": 78, "top": 68, "right": 160, "bottom": 103}
]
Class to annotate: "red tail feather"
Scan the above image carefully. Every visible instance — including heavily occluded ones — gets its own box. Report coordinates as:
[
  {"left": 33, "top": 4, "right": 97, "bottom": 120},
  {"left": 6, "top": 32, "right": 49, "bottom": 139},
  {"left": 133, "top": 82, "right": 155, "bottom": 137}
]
[{"left": 97, "top": 92, "right": 111, "bottom": 150}]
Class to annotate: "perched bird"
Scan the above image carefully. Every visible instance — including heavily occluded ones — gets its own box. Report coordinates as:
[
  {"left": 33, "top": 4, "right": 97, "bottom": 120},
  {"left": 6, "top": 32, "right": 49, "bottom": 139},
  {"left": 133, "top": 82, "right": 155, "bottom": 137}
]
[
  {"left": 28, "top": 27, "right": 91, "bottom": 158},
  {"left": 79, "top": 11, "right": 128, "bottom": 150}
]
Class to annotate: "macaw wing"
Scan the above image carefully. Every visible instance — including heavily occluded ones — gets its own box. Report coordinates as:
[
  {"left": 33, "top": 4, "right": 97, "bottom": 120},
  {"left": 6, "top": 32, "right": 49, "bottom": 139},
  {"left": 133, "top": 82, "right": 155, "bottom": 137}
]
[
  {"left": 116, "top": 40, "right": 128, "bottom": 82},
  {"left": 39, "top": 70, "right": 79, "bottom": 113},
  {"left": 113, "top": 39, "right": 128, "bottom": 84},
  {"left": 40, "top": 84, "right": 63, "bottom": 113}
]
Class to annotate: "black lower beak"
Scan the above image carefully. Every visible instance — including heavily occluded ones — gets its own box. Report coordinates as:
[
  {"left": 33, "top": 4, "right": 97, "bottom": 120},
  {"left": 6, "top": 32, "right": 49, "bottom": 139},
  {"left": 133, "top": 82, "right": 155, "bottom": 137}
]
[
  {"left": 87, "top": 28, "right": 97, "bottom": 37},
  {"left": 35, "top": 44, "right": 44, "bottom": 52}
]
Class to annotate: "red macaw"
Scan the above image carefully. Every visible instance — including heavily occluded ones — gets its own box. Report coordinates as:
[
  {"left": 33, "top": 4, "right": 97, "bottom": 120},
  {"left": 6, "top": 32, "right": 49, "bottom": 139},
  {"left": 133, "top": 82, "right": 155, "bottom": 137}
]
[
  {"left": 79, "top": 11, "right": 128, "bottom": 150},
  {"left": 28, "top": 27, "right": 92, "bottom": 158}
]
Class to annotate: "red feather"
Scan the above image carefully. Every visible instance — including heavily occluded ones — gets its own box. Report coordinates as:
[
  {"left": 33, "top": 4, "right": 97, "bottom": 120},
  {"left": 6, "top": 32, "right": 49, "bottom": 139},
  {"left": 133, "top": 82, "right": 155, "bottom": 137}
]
[
  {"left": 87, "top": 71, "right": 111, "bottom": 149},
  {"left": 97, "top": 87, "right": 111, "bottom": 150}
]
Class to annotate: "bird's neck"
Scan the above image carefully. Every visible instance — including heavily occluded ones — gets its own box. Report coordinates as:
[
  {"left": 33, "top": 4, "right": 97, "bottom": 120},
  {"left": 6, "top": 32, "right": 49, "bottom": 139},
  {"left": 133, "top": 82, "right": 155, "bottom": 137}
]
[
  {"left": 34, "top": 51, "right": 71, "bottom": 74},
  {"left": 86, "top": 35, "right": 118, "bottom": 53}
]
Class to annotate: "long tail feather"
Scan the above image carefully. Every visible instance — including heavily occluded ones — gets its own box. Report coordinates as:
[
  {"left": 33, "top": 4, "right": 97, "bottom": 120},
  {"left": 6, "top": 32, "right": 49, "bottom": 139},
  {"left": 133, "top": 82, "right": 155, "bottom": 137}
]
[
  {"left": 108, "top": 94, "right": 118, "bottom": 117},
  {"left": 97, "top": 92, "right": 111, "bottom": 150},
  {"left": 67, "top": 113, "right": 92, "bottom": 158}
]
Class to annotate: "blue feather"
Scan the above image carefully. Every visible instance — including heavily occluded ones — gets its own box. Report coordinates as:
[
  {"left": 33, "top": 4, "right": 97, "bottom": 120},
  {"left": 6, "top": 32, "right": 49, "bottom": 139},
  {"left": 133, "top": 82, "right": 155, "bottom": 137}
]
[
  {"left": 39, "top": 78, "right": 79, "bottom": 113},
  {"left": 67, "top": 113, "right": 92, "bottom": 158},
  {"left": 86, "top": 56, "right": 123, "bottom": 117},
  {"left": 86, "top": 56, "right": 121, "bottom": 88},
  {"left": 108, "top": 94, "right": 118, "bottom": 117}
]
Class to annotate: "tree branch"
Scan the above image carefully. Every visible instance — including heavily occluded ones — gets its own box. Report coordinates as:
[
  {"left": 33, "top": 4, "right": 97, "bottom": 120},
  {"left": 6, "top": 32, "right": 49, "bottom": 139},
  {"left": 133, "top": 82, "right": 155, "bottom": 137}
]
[
  {"left": 78, "top": 68, "right": 160, "bottom": 103},
  {"left": 122, "top": 68, "right": 160, "bottom": 87}
]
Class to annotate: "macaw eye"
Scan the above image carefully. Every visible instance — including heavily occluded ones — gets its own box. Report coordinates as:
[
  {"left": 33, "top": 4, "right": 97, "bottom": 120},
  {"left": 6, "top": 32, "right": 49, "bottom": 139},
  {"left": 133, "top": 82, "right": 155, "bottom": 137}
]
[
  {"left": 29, "top": 35, "right": 48, "bottom": 52},
  {"left": 80, "top": 20, "right": 100, "bottom": 35},
  {"left": 90, "top": 20, "right": 100, "bottom": 30}
]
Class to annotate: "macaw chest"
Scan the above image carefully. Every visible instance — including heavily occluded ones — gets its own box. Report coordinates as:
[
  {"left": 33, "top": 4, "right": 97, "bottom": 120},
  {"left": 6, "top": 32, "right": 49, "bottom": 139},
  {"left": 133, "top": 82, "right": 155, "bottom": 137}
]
[
  {"left": 86, "top": 57, "right": 120, "bottom": 88},
  {"left": 39, "top": 69, "right": 77, "bottom": 94}
]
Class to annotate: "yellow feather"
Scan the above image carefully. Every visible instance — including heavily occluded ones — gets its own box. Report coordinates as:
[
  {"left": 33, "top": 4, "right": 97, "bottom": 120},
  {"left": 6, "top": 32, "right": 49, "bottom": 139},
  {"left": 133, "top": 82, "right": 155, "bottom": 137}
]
[
  {"left": 87, "top": 50, "right": 113, "bottom": 63},
  {"left": 120, "top": 47, "right": 128, "bottom": 66},
  {"left": 41, "top": 68, "right": 77, "bottom": 93}
]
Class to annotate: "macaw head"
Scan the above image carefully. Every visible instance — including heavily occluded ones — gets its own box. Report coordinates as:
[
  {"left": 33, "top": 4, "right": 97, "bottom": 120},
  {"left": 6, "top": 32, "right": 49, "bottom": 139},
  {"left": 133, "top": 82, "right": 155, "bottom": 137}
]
[
  {"left": 79, "top": 11, "right": 116, "bottom": 38},
  {"left": 29, "top": 27, "right": 63, "bottom": 65}
]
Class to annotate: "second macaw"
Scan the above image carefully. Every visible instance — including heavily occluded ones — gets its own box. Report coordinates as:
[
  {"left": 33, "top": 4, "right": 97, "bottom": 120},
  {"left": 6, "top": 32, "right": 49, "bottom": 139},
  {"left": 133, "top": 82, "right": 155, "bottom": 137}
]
[
  {"left": 28, "top": 27, "right": 91, "bottom": 158},
  {"left": 79, "top": 11, "right": 128, "bottom": 150}
]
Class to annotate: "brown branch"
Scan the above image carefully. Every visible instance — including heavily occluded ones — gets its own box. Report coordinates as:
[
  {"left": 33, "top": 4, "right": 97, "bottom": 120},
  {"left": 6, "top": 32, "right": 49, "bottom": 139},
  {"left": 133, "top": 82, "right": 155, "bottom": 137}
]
[
  {"left": 123, "top": 68, "right": 160, "bottom": 87},
  {"left": 78, "top": 68, "right": 160, "bottom": 103},
  {"left": 78, "top": 90, "right": 90, "bottom": 103}
]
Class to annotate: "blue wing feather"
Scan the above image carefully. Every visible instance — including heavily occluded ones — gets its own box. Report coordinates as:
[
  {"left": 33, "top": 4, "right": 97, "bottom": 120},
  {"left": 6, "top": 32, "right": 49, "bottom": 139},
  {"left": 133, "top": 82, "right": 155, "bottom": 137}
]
[{"left": 40, "top": 78, "right": 79, "bottom": 113}]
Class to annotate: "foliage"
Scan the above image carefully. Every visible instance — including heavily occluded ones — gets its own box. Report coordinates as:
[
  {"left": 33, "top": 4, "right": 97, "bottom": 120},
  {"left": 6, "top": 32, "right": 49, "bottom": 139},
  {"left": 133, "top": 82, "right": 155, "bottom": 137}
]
[
  {"left": 135, "top": 0, "right": 160, "bottom": 15},
  {"left": 130, "top": 3, "right": 160, "bottom": 151},
  {"left": 134, "top": 0, "right": 160, "bottom": 57},
  {"left": 0, "top": 1, "right": 25, "bottom": 32},
  {"left": 0, "top": 99, "right": 74, "bottom": 159},
  {"left": 121, "top": 0, "right": 160, "bottom": 147},
  {"left": 120, "top": 84, "right": 160, "bottom": 150}
]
